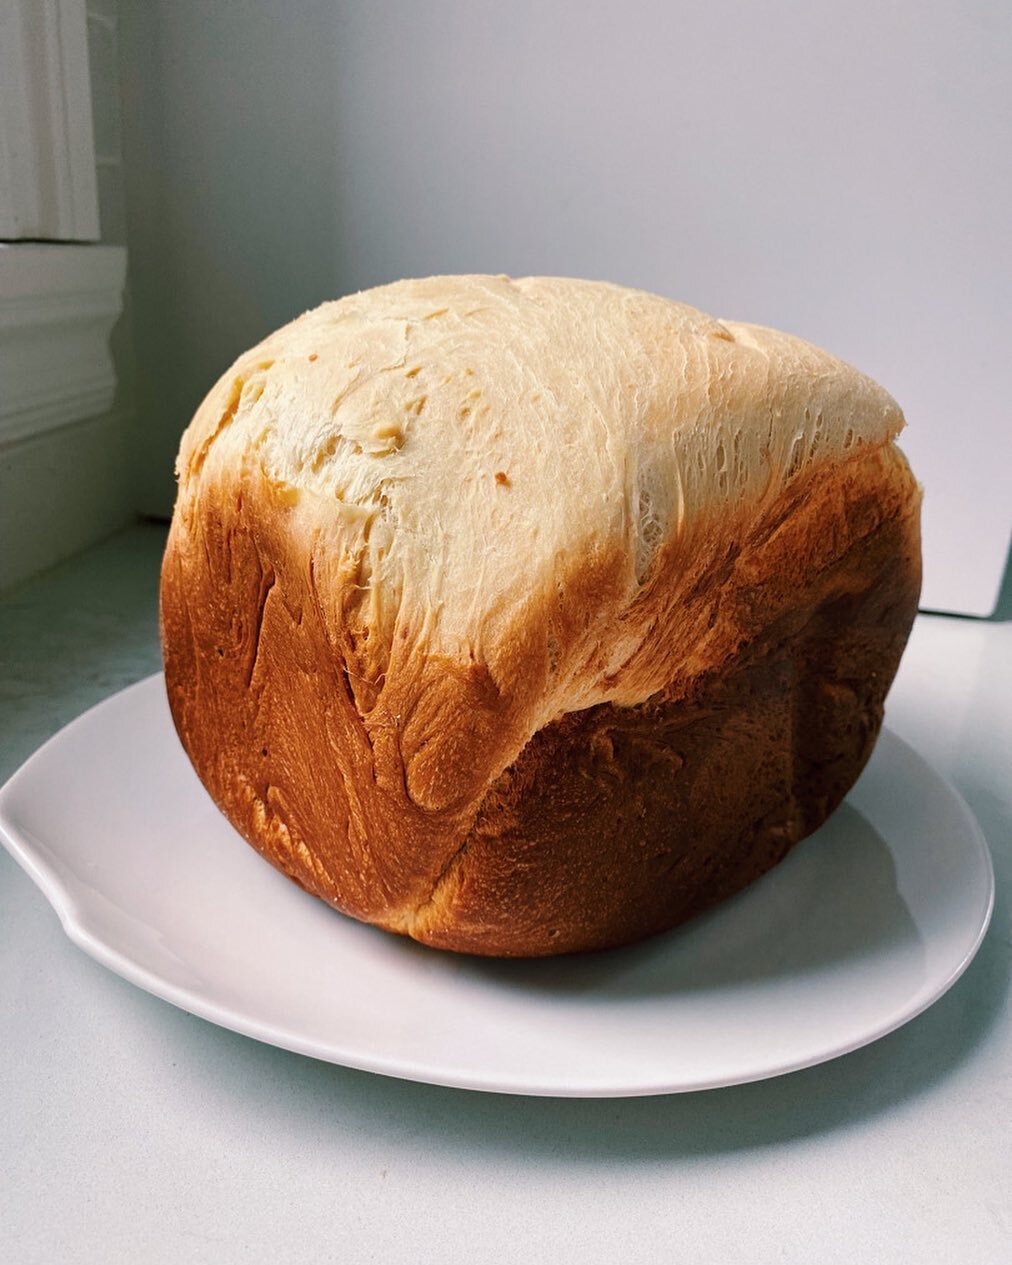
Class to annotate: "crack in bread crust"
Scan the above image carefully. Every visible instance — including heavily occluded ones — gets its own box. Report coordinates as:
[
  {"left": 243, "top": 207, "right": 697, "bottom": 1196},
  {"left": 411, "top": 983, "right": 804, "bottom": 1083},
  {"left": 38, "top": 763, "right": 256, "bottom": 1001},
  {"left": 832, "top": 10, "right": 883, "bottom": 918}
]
[
  {"left": 406, "top": 451, "right": 921, "bottom": 954},
  {"left": 161, "top": 278, "right": 921, "bottom": 957},
  {"left": 161, "top": 437, "right": 920, "bottom": 956}
]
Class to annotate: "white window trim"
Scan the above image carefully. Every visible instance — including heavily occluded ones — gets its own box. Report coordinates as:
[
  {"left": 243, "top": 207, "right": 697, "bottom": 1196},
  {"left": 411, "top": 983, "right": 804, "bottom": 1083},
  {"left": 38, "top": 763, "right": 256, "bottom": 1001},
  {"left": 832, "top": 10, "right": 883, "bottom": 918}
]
[
  {"left": 0, "top": 242, "right": 126, "bottom": 445},
  {"left": 0, "top": 0, "right": 125, "bottom": 449},
  {"left": 0, "top": 0, "right": 100, "bottom": 241}
]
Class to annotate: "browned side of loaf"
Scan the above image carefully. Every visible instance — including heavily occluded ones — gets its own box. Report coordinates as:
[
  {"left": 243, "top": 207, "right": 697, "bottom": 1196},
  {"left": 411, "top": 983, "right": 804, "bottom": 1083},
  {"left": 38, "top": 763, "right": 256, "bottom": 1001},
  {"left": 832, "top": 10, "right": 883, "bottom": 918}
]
[{"left": 160, "top": 442, "right": 921, "bottom": 956}]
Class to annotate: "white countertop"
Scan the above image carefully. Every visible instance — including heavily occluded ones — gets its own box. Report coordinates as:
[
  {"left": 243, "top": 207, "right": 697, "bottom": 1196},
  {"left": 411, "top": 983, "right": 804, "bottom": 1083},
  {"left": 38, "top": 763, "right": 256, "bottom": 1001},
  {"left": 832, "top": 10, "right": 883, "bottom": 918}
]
[{"left": 1, "top": 525, "right": 1009, "bottom": 1265}]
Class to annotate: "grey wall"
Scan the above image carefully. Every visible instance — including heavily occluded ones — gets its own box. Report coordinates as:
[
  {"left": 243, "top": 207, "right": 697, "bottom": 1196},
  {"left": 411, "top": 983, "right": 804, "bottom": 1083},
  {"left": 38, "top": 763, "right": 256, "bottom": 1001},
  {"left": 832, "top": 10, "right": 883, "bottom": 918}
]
[
  {"left": 119, "top": 0, "right": 342, "bottom": 517},
  {"left": 121, "top": 0, "right": 1011, "bottom": 612}
]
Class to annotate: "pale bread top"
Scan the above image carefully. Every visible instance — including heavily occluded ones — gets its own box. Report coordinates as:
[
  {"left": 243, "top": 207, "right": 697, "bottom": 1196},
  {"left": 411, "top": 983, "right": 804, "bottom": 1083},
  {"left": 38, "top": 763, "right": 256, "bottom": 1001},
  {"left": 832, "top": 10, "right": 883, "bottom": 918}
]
[{"left": 176, "top": 275, "right": 905, "bottom": 730}]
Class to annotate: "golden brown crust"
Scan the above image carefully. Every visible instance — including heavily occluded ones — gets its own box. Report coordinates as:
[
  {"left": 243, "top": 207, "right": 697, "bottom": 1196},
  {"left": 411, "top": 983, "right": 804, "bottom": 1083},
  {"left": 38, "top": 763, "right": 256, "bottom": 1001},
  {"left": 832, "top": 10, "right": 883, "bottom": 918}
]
[
  {"left": 161, "top": 430, "right": 920, "bottom": 956},
  {"left": 411, "top": 448, "right": 922, "bottom": 954},
  {"left": 161, "top": 277, "right": 922, "bottom": 956}
]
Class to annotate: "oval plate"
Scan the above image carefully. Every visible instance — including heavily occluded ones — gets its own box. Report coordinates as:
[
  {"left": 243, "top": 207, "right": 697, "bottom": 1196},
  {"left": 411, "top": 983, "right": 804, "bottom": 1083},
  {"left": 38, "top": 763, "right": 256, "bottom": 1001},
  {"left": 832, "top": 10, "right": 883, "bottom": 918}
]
[{"left": 0, "top": 675, "right": 994, "bottom": 1096}]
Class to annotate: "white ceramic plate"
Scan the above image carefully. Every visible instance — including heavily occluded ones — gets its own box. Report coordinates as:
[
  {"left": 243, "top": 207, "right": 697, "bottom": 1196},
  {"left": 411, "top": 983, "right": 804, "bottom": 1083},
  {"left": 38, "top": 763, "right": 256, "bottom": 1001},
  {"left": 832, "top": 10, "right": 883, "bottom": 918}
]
[{"left": 0, "top": 675, "right": 994, "bottom": 1097}]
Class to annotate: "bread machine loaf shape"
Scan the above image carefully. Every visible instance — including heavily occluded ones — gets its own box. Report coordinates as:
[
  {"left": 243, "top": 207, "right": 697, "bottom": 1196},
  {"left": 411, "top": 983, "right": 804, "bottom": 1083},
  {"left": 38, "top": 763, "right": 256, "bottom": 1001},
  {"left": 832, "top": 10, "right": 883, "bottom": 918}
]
[{"left": 160, "top": 275, "right": 922, "bottom": 957}]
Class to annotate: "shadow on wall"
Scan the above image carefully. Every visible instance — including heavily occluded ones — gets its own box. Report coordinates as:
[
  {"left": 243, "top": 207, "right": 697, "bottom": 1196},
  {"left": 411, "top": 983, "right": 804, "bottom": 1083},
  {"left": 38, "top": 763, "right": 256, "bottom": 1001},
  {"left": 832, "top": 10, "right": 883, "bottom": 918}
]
[{"left": 119, "top": 0, "right": 346, "bottom": 519}]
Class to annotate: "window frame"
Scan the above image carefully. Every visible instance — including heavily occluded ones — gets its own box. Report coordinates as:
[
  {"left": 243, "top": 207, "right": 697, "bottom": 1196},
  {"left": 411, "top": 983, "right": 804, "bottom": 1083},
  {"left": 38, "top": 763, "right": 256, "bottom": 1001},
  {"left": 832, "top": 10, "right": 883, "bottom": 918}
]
[{"left": 0, "top": 0, "right": 100, "bottom": 241}]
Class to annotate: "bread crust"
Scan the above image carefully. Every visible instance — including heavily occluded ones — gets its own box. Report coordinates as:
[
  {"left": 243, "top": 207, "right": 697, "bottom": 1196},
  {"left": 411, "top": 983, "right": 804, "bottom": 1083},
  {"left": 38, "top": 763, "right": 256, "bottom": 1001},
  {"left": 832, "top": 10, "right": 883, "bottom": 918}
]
[
  {"left": 160, "top": 276, "right": 921, "bottom": 956},
  {"left": 411, "top": 448, "right": 921, "bottom": 953}
]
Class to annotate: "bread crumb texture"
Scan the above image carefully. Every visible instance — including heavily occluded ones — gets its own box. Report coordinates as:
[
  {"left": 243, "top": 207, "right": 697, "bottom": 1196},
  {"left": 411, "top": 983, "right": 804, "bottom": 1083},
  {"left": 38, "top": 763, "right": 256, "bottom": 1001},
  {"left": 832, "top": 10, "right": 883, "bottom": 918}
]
[{"left": 162, "top": 276, "right": 921, "bottom": 955}]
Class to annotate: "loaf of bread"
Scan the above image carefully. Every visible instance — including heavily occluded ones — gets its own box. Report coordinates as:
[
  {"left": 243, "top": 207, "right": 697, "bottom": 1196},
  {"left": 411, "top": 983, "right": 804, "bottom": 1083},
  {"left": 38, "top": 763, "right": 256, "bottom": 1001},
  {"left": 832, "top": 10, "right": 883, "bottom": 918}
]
[{"left": 160, "top": 275, "right": 921, "bottom": 957}]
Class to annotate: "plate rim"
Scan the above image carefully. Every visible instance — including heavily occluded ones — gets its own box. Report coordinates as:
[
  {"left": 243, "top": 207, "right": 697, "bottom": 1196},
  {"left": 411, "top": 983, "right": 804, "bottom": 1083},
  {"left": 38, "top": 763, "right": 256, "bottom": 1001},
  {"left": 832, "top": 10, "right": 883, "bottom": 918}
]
[{"left": 0, "top": 673, "right": 996, "bottom": 1098}]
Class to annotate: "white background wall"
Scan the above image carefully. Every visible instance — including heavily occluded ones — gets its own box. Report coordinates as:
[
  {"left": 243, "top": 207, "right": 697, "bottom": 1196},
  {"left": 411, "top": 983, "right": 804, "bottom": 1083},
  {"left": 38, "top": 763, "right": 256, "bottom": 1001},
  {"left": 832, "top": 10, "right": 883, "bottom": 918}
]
[{"left": 120, "top": 0, "right": 1011, "bottom": 613}]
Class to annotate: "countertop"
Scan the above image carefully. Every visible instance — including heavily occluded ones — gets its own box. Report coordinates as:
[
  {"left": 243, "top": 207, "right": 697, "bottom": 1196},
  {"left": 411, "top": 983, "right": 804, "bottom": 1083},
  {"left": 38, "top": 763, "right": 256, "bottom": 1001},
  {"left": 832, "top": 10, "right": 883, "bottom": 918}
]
[{"left": 1, "top": 524, "right": 1009, "bottom": 1265}]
